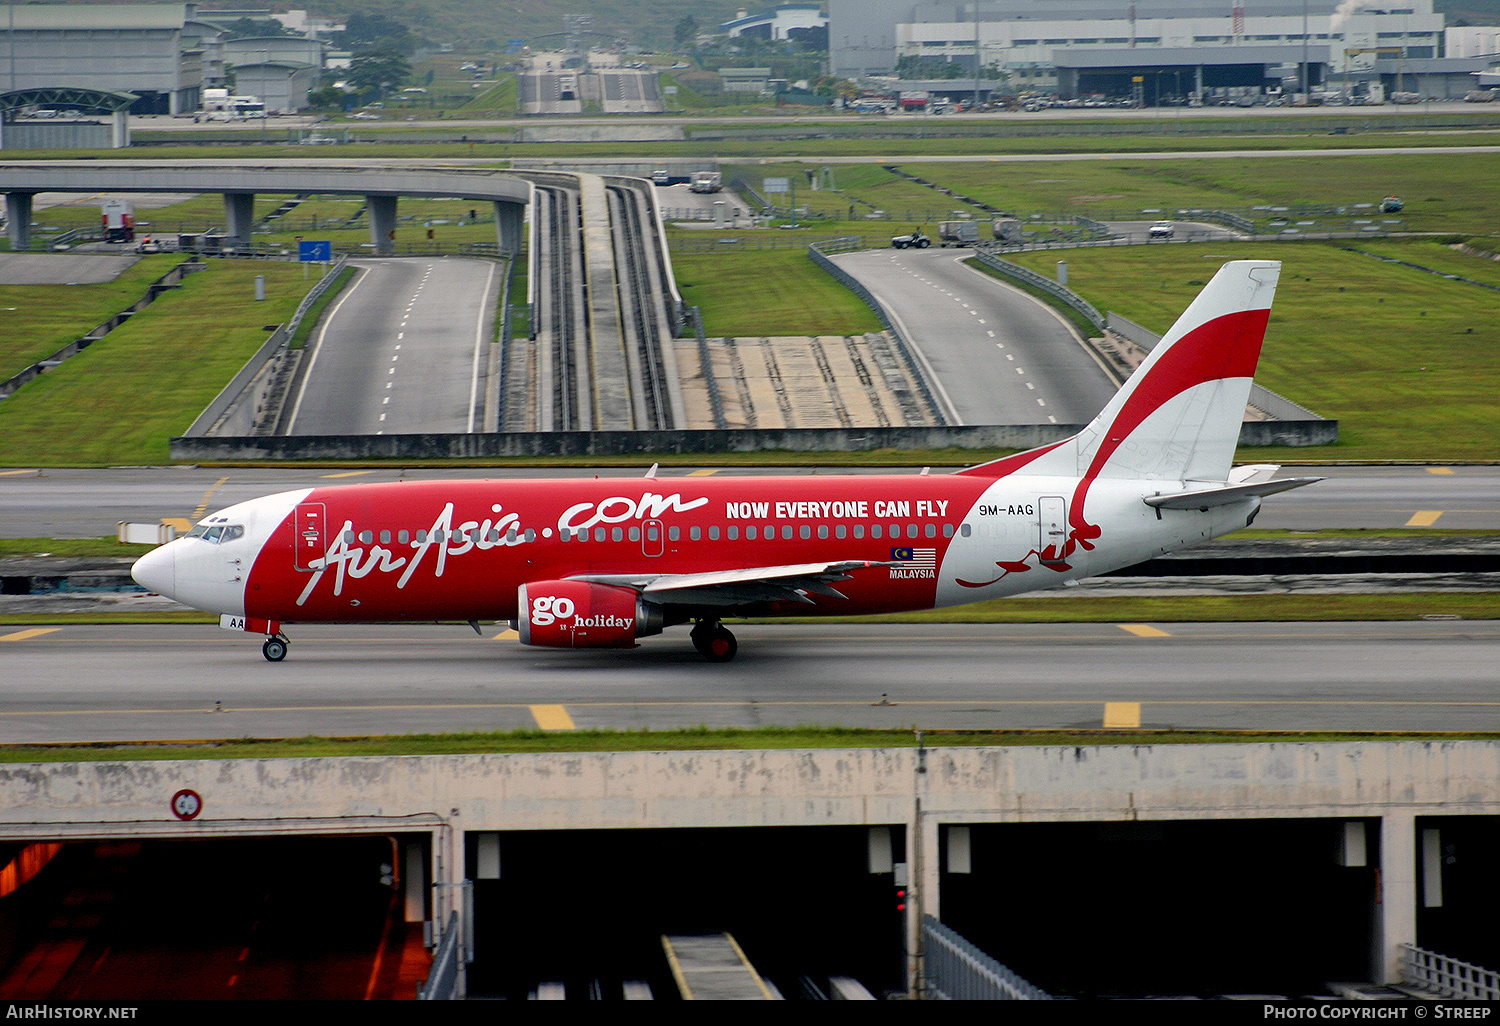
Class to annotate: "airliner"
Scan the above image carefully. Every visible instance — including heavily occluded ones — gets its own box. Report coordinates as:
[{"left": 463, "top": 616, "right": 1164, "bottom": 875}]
[{"left": 132, "top": 260, "right": 1316, "bottom": 662}]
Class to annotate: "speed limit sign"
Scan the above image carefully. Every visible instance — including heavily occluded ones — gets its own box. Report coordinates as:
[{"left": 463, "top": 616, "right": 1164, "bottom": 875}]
[{"left": 170, "top": 789, "right": 203, "bottom": 821}]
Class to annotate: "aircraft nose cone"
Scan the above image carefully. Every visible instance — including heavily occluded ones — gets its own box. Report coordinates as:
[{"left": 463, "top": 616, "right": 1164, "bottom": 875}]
[{"left": 131, "top": 544, "right": 176, "bottom": 599}]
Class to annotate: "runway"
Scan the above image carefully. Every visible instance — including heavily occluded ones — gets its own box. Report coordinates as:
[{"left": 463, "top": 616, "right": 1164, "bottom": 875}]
[{"left": 2, "top": 620, "right": 1496, "bottom": 743}]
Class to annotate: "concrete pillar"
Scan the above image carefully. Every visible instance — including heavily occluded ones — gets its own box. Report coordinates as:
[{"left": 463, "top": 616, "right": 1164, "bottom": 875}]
[
  {"left": 493, "top": 200, "right": 523, "bottom": 258},
  {"left": 1379, "top": 810, "right": 1417, "bottom": 984},
  {"left": 111, "top": 111, "right": 130, "bottom": 149},
  {"left": 222, "top": 192, "right": 256, "bottom": 250},
  {"left": 367, "top": 194, "right": 398, "bottom": 256},
  {"left": 5, "top": 192, "right": 33, "bottom": 252}
]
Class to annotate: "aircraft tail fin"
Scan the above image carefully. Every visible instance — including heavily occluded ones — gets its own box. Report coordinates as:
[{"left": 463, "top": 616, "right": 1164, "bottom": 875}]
[{"left": 958, "top": 260, "right": 1281, "bottom": 483}]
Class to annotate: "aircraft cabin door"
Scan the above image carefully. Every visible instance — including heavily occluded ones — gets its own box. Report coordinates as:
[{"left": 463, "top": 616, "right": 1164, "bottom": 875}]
[
  {"left": 1038, "top": 496, "right": 1068, "bottom": 565},
  {"left": 642, "top": 519, "right": 664, "bottom": 557},
  {"left": 294, "top": 502, "right": 327, "bottom": 571}
]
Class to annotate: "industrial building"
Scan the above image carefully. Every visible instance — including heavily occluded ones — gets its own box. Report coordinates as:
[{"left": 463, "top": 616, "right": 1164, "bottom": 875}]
[
  {"left": 830, "top": 0, "right": 1465, "bottom": 101},
  {"left": 0, "top": 3, "right": 325, "bottom": 119}
]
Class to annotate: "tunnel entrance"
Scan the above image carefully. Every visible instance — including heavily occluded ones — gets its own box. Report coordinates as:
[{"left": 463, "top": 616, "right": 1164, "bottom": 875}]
[
  {"left": 939, "top": 818, "right": 1380, "bottom": 998},
  {"left": 465, "top": 825, "right": 907, "bottom": 999}
]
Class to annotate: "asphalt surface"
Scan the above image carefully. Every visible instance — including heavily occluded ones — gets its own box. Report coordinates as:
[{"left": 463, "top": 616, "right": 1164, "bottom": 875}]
[
  {"left": 285, "top": 257, "right": 500, "bottom": 435},
  {"left": 830, "top": 248, "right": 1118, "bottom": 424},
  {"left": 1, "top": 620, "right": 1495, "bottom": 742}
]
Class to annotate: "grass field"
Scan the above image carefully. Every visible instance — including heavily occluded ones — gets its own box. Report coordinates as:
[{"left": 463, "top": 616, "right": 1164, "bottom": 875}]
[
  {"left": 708, "top": 152, "right": 1500, "bottom": 236},
  {"left": 673, "top": 248, "right": 882, "bottom": 336},
  {"left": 995, "top": 240, "right": 1500, "bottom": 461},
  {"left": 891, "top": 150, "right": 1500, "bottom": 232},
  {"left": 0, "top": 255, "right": 182, "bottom": 380},
  {"left": 0, "top": 261, "right": 316, "bottom": 465},
  {"left": 5, "top": 723, "right": 1498, "bottom": 763}
]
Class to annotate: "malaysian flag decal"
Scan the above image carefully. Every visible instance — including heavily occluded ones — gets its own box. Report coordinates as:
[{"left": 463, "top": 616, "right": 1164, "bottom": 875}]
[{"left": 889, "top": 547, "right": 937, "bottom": 578}]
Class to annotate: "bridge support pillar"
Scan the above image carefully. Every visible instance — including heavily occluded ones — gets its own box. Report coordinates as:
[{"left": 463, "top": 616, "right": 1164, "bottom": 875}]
[
  {"left": 1379, "top": 810, "right": 1417, "bottom": 983},
  {"left": 222, "top": 192, "right": 255, "bottom": 250},
  {"left": 367, "top": 195, "right": 398, "bottom": 256},
  {"left": 5, "top": 192, "right": 33, "bottom": 251},
  {"left": 493, "top": 200, "right": 523, "bottom": 258}
]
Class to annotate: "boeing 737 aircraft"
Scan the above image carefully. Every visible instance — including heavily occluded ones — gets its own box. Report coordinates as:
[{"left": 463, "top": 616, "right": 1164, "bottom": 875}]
[{"left": 132, "top": 260, "right": 1316, "bottom": 662}]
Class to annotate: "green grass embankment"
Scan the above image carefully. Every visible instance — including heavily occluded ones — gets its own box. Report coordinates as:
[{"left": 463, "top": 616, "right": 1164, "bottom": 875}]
[{"left": 0, "top": 261, "right": 315, "bottom": 465}]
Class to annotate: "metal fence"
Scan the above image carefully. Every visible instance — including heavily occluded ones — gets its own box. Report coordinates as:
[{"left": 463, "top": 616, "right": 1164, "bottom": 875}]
[
  {"left": 1401, "top": 944, "right": 1500, "bottom": 1000},
  {"left": 417, "top": 911, "right": 463, "bottom": 1000},
  {"left": 182, "top": 254, "right": 348, "bottom": 437},
  {"left": 922, "top": 916, "right": 1051, "bottom": 1000},
  {"left": 807, "top": 239, "right": 951, "bottom": 425},
  {"left": 969, "top": 250, "right": 1105, "bottom": 331}
]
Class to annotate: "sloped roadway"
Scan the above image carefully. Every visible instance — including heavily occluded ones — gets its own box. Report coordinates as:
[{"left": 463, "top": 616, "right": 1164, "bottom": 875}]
[
  {"left": 285, "top": 257, "right": 500, "bottom": 435},
  {"left": 828, "top": 248, "right": 1118, "bottom": 426}
]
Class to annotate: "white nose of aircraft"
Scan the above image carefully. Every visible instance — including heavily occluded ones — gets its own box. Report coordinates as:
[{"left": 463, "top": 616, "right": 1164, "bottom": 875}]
[{"left": 131, "top": 543, "right": 176, "bottom": 599}]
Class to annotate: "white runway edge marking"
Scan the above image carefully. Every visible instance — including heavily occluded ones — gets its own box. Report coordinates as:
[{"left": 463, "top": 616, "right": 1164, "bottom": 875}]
[
  {"left": 283, "top": 263, "right": 370, "bottom": 434},
  {"left": 469, "top": 261, "right": 498, "bottom": 433}
]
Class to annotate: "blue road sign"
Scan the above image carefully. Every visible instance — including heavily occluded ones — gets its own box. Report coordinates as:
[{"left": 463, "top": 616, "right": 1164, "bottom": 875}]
[{"left": 298, "top": 240, "right": 332, "bottom": 262}]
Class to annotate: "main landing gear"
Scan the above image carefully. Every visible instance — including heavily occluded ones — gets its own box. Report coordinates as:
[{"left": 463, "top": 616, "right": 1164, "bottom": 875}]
[
  {"left": 690, "top": 620, "right": 737, "bottom": 663},
  {"left": 262, "top": 633, "right": 290, "bottom": 662}
]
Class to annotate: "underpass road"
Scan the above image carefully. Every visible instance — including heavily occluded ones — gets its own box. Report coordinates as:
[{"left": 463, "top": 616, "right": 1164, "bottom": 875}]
[
  {"left": 831, "top": 249, "right": 1118, "bottom": 425},
  {"left": 2, "top": 621, "right": 1496, "bottom": 742},
  {"left": 287, "top": 258, "right": 498, "bottom": 435}
]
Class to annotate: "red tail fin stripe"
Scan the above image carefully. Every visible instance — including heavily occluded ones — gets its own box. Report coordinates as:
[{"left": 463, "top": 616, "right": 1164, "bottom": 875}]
[
  {"left": 1087, "top": 307, "right": 1267, "bottom": 470},
  {"left": 1063, "top": 306, "right": 1269, "bottom": 554},
  {"left": 954, "top": 439, "right": 1067, "bottom": 479}
]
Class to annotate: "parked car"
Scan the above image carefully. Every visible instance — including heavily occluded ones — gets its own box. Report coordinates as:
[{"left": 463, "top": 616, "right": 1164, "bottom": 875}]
[{"left": 1149, "top": 220, "right": 1174, "bottom": 239}]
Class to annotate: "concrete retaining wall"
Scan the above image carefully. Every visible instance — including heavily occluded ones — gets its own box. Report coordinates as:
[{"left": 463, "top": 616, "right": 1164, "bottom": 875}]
[
  {"left": 169, "top": 416, "right": 1338, "bottom": 461},
  {"left": 0, "top": 740, "right": 1493, "bottom": 986}
]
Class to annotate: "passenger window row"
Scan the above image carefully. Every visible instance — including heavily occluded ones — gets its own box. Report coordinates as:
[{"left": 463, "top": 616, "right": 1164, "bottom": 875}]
[{"left": 337, "top": 523, "right": 976, "bottom": 547}]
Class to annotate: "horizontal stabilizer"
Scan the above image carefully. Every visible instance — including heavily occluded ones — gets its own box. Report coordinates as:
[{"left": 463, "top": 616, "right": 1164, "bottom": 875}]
[{"left": 1144, "top": 477, "right": 1321, "bottom": 511}]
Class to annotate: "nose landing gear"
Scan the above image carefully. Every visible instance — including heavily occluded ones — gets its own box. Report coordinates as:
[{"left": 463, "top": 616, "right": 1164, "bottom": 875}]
[
  {"left": 262, "top": 633, "right": 289, "bottom": 662},
  {"left": 690, "top": 620, "right": 738, "bottom": 663}
]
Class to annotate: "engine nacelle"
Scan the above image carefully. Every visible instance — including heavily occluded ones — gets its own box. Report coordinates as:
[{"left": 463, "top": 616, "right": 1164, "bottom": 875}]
[{"left": 517, "top": 580, "right": 664, "bottom": 649}]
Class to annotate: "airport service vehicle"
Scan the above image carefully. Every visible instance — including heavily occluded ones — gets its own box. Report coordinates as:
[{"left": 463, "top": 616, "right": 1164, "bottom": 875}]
[
  {"left": 101, "top": 200, "right": 134, "bottom": 243},
  {"left": 689, "top": 171, "right": 722, "bottom": 194},
  {"left": 133, "top": 261, "right": 1314, "bottom": 663},
  {"left": 938, "top": 221, "right": 980, "bottom": 247},
  {"left": 1149, "top": 220, "right": 1175, "bottom": 239},
  {"left": 891, "top": 228, "right": 930, "bottom": 249}
]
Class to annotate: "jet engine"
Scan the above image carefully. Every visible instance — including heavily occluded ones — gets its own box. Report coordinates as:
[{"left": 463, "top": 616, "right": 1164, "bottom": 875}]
[{"left": 517, "top": 580, "right": 665, "bottom": 649}]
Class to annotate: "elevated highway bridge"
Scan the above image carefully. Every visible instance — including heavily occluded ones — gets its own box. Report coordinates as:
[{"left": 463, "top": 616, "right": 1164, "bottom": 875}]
[{"left": 0, "top": 162, "right": 531, "bottom": 256}]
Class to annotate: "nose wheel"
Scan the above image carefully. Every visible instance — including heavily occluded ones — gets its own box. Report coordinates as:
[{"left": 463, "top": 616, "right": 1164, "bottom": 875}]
[
  {"left": 262, "top": 634, "right": 289, "bottom": 662},
  {"left": 690, "top": 621, "right": 738, "bottom": 663}
]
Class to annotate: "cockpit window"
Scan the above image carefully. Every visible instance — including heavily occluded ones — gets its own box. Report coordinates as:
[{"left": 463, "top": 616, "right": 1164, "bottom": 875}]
[{"left": 187, "top": 524, "right": 244, "bottom": 544}]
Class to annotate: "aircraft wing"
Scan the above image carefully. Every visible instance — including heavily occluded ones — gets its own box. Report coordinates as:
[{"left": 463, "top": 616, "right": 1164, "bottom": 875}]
[{"left": 571, "top": 560, "right": 893, "bottom": 607}]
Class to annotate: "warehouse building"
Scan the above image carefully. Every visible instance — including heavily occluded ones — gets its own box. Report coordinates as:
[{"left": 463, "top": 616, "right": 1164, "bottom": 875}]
[{"left": 830, "top": 0, "right": 1446, "bottom": 101}]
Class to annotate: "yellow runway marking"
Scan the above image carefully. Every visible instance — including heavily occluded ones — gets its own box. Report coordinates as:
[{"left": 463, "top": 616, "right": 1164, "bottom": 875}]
[
  {"left": 493, "top": 628, "right": 519, "bottom": 641},
  {"left": 161, "top": 517, "right": 192, "bottom": 532},
  {"left": 0, "top": 469, "right": 37, "bottom": 477},
  {"left": 191, "top": 476, "right": 231, "bottom": 520},
  {"left": 1119, "top": 624, "right": 1171, "bottom": 637},
  {"left": 0, "top": 628, "right": 60, "bottom": 643},
  {"left": 321, "top": 471, "right": 373, "bottom": 478},
  {"left": 687, "top": 469, "right": 719, "bottom": 476},
  {"left": 1406, "top": 510, "right": 1444, "bottom": 527},
  {"left": 1427, "top": 467, "right": 1454, "bottom": 475},
  {"left": 530, "top": 705, "right": 576, "bottom": 731},
  {"left": 1103, "top": 702, "right": 1142, "bottom": 728}
]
